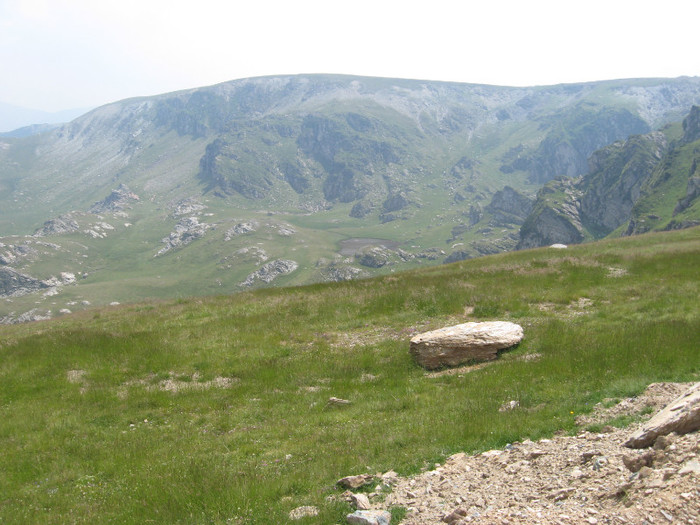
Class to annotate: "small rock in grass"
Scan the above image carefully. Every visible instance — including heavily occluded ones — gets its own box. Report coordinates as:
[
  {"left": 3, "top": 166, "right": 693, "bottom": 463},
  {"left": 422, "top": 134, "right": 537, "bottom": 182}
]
[
  {"left": 338, "top": 474, "right": 375, "bottom": 489},
  {"left": 350, "top": 493, "right": 371, "bottom": 510},
  {"left": 289, "top": 506, "right": 319, "bottom": 520}
]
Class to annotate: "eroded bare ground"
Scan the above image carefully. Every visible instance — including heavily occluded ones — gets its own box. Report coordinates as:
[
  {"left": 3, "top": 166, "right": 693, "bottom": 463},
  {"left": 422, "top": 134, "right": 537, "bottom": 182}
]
[{"left": 374, "top": 383, "right": 699, "bottom": 524}]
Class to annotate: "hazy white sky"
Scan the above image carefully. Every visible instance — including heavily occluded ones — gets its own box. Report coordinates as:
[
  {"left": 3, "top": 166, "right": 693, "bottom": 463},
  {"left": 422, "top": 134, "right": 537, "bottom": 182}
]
[{"left": 1, "top": 0, "right": 699, "bottom": 112}]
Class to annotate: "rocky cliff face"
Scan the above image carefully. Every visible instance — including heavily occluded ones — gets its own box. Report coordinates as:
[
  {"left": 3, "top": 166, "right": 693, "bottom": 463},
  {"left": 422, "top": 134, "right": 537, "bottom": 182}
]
[
  {"left": 485, "top": 186, "right": 534, "bottom": 226},
  {"left": 527, "top": 107, "right": 650, "bottom": 184},
  {"left": 519, "top": 106, "right": 700, "bottom": 249},
  {"left": 580, "top": 132, "right": 668, "bottom": 235},
  {"left": 517, "top": 178, "right": 585, "bottom": 249}
]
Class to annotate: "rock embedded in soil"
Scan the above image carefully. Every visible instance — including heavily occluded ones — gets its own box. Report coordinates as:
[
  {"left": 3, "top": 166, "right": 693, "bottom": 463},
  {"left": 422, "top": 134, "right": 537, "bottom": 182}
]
[
  {"left": 338, "top": 474, "right": 375, "bottom": 490},
  {"left": 624, "top": 382, "right": 700, "bottom": 448},
  {"left": 346, "top": 509, "right": 392, "bottom": 525},
  {"left": 288, "top": 506, "right": 319, "bottom": 520},
  {"left": 409, "top": 321, "right": 524, "bottom": 370},
  {"left": 350, "top": 492, "right": 371, "bottom": 510}
]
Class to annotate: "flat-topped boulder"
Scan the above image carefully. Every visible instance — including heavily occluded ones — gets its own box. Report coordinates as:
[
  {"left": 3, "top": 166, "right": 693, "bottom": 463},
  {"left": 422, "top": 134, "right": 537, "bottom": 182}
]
[{"left": 410, "top": 321, "right": 524, "bottom": 370}]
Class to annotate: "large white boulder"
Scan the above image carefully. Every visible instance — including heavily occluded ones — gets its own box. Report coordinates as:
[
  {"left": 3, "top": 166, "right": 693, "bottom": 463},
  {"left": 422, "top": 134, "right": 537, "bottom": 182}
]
[{"left": 410, "top": 321, "right": 524, "bottom": 370}]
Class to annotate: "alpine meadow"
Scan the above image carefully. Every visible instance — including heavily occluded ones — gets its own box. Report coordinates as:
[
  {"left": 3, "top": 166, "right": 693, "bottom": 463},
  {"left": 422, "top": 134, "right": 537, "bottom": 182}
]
[{"left": 1, "top": 75, "right": 699, "bottom": 524}]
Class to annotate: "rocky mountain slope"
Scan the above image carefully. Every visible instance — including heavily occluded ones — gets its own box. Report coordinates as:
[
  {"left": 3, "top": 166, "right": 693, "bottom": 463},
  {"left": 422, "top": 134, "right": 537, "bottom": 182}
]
[
  {"left": 2, "top": 75, "right": 700, "bottom": 322},
  {"left": 374, "top": 383, "right": 699, "bottom": 525},
  {"left": 519, "top": 105, "right": 700, "bottom": 249}
]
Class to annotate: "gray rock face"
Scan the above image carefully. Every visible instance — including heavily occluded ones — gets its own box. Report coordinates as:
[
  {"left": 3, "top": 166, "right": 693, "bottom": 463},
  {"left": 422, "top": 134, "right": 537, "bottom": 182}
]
[
  {"left": 517, "top": 178, "right": 585, "bottom": 250},
  {"left": 0, "top": 267, "right": 48, "bottom": 297},
  {"left": 410, "top": 321, "right": 524, "bottom": 370},
  {"left": 322, "top": 264, "right": 366, "bottom": 282},
  {"left": 224, "top": 221, "right": 258, "bottom": 240},
  {"left": 34, "top": 214, "right": 80, "bottom": 236},
  {"left": 156, "top": 217, "right": 212, "bottom": 256},
  {"left": 356, "top": 246, "right": 391, "bottom": 268},
  {"left": 528, "top": 107, "right": 650, "bottom": 184},
  {"left": 681, "top": 105, "right": 700, "bottom": 143},
  {"left": 240, "top": 259, "right": 298, "bottom": 287},
  {"left": 580, "top": 132, "right": 668, "bottom": 234},
  {"left": 89, "top": 184, "right": 139, "bottom": 214},
  {"left": 172, "top": 197, "right": 205, "bottom": 217},
  {"left": 485, "top": 186, "right": 534, "bottom": 226},
  {"left": 624, "top": 382, "right": 700, "bottom": 448},
  {"left": 673, "top": 174, "right": 700, "bottom": 216}
]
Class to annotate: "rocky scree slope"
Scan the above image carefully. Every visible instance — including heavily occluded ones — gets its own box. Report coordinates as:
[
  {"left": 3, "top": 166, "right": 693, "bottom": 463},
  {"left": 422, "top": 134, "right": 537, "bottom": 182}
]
[{"left": 370, "top": 383, "right": 699, "bottom": 525}]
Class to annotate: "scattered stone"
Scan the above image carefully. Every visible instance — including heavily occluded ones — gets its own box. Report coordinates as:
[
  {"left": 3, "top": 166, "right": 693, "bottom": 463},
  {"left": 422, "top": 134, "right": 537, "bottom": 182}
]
[
  {"left": 34, "top": 214, "right": 81, "bottom": 236},
  {"left": 346, "top": 510, "right": 391, "bottom": 525},
  {"left": 678, "top": 459, "right": 700, "bottom": 475},
  {"left": 442, "top": 508, "right": 468, "bottom": 523},
  {"left": 550, "top": 243, "right": 568, "bottom": 249},
  {"left": 622, "top": 451, "right": 655, "bottom": 473},
  {"left": 156, "top": 216, "right": 213, "bottom": 256},
  {"left": 380, "top": 470, "right": 399, "bottom": 486},
  {"left": 338, "top": 474, "right": 375, "bottom": 490},
  {"left": 499, "top": 400, "right": 520, "bottom": 412},
  {"left": 240, "top": 259, "right": 298, "bottom": 287},
  {"left": 351, "top": 493, "right": 371, "bottom": 510},
  {"left": 171, "top": 197, "right": 205, "bottom": 217},
  {"left": 410, "top": 321, "right": 524, "bottom": 369},
  {"left": 225, "top": 221, "right": 258, "bottom": 240},
  {"left": 328, "top": 397, "right": 350, "bottom": 405},
  {"left": 624, "top": 382, "right": 700, "bottom": 448},
  {"left": 288, "top": 505, "right": 319, "bottom": 520},
  {"left": 277, "top": 225, "right": 296, "bottom": 236},
  {"left": 89, "top": 184, "right": 139, "bottom": 213}
]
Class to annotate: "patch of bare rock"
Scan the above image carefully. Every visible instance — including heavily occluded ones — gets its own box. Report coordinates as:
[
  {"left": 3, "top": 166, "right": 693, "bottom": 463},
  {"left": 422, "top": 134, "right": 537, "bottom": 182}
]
[
  {"left": 239, "top": 259, "right": 298, "bottom": 287},
  {"left": 337, "top": 383, "right": 699, "bottom": 524}
]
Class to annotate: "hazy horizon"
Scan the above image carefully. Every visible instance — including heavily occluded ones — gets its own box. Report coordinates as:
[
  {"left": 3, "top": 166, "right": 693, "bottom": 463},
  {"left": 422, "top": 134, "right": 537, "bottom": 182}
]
[{"left": 2, "top": 0, "right": 699, "bottom": 115}]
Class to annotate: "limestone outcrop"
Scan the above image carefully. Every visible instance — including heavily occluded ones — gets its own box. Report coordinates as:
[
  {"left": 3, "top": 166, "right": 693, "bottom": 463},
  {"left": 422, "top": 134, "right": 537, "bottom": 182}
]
[{"left": 410, "top": 321, "right": 523, "bottom": 370}]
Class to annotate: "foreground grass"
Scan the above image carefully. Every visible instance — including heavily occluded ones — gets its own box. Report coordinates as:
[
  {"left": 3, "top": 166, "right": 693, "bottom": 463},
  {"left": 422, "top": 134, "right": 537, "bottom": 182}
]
[{"left": 1, "top": 228, "right": 699, "bottom": 523}]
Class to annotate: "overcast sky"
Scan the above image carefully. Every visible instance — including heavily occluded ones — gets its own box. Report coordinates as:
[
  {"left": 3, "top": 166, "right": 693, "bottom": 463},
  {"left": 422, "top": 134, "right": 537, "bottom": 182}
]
[{"left": 2, "top": 0, "right": 700, "bottom": 112}]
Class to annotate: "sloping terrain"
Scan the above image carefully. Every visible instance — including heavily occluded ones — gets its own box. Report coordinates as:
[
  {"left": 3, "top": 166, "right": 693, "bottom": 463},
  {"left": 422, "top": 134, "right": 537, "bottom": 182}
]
[
  {"left": 379, "top": 382, "right": 699, "bottom": 524},
  {"left": 2, "top": 75, "right": 700, "bottom": 322},
  {"left": 0, "top": 226, "right": 698, "bottom": 523}
]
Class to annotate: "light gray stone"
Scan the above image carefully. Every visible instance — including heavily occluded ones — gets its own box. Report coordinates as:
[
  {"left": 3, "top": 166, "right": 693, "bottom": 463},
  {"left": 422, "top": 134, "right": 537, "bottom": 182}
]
[
  {"left": 350, "top": 492, "right": 371, "bottom": 510},
  {"left": 289, "top": 506, "right": 319, "bottom": 520},
  {"left": 624, "top": 382, "right": 700, "bottom": 448},
  {"left": 410, "top": 321, "right": 524, "bottom": 370},
  {"left": 346, "top": 509, "right": 391, "bottom": 525}
]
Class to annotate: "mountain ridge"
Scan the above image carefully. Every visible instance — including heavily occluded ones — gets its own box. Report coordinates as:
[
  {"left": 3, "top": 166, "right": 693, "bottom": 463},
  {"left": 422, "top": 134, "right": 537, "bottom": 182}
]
[{"left": 2, "top": 74, "right": 700, "bottom": 322}]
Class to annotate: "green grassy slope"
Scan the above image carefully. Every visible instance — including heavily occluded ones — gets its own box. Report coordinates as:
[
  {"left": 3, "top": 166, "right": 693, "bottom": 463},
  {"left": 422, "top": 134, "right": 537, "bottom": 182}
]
[{"left": 1, "top": 227, "right": 698, "bottom": 523}]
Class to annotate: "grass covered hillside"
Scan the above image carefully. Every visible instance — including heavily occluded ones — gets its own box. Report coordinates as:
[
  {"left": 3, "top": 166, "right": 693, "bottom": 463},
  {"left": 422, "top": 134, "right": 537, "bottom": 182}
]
[{"left": 1, "top": 227, "right": 699, "bottom": 523}]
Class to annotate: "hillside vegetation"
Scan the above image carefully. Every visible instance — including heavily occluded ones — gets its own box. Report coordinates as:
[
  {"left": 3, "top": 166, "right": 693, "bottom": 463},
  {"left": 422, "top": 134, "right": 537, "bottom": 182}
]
[
  {"left": 2, "top": 75, "right": 700, "bottom": 323},
  {"left": 1, "top": 227, "right": 698, "bottom": 523}
]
